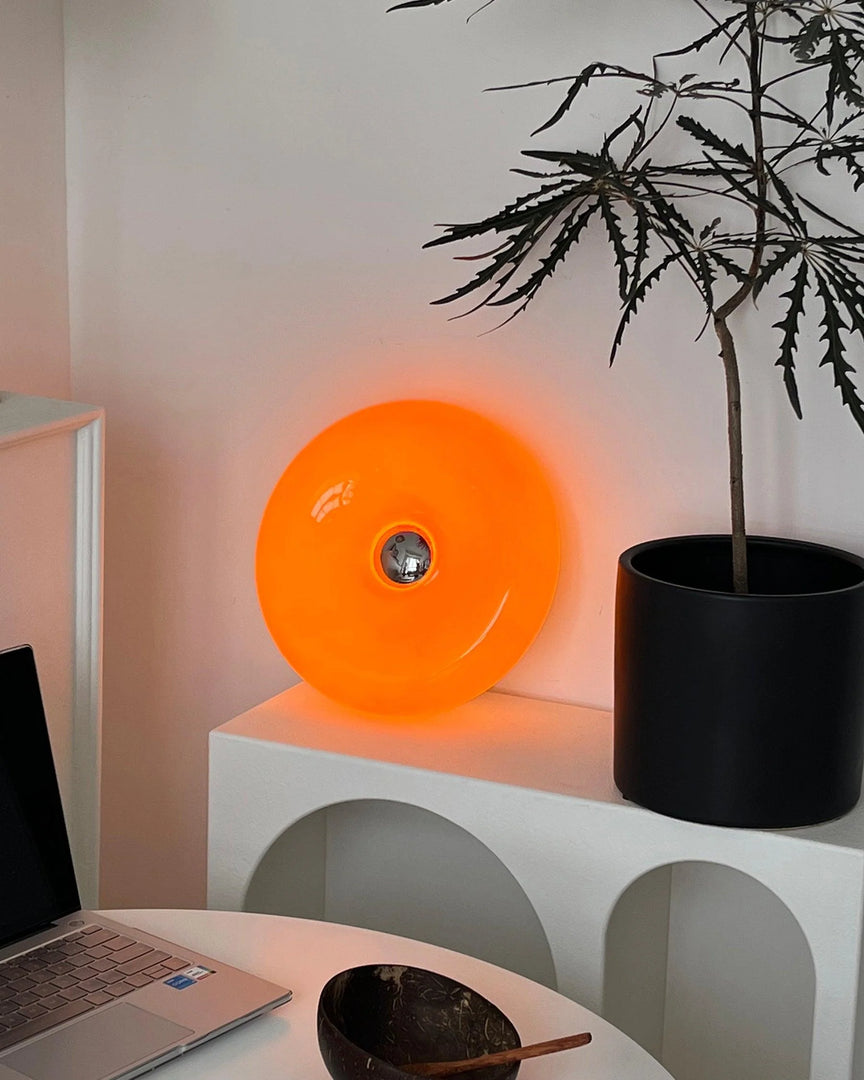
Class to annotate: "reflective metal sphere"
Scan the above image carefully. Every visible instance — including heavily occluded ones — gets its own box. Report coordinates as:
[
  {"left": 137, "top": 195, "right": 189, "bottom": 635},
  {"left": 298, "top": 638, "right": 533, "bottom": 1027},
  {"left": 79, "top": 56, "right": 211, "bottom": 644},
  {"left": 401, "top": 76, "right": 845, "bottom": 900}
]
[{"left": 380, "top": 531, "right": 432, "bottom": 584}]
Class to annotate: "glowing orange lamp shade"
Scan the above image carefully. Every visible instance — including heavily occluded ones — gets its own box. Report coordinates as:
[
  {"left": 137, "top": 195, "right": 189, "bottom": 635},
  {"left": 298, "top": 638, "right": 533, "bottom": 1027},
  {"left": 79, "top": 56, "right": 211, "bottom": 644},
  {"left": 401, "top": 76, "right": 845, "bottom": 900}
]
[{"left": 256, "top": 400, "right": 560, "bottom": 715}]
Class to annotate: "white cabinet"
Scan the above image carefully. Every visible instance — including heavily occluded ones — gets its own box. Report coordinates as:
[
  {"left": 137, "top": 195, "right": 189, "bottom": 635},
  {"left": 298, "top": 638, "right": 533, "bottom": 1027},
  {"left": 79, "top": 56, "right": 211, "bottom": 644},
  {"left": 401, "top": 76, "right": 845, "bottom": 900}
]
[{"left": 209, "top": 682, "right": 864, "bottom": 1080}]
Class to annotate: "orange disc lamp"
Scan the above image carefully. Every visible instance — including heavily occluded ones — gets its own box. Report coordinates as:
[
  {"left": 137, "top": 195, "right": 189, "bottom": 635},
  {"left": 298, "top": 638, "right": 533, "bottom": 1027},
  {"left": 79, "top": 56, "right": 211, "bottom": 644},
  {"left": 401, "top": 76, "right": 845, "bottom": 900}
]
[{"left": 256, "top": 400, "right": 560, "bottom": 715}]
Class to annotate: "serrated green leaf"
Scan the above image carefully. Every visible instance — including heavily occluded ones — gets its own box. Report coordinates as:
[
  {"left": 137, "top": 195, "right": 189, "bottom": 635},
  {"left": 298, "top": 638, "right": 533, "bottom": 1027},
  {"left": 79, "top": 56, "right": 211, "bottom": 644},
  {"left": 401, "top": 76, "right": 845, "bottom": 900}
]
[
  {"left": 520, "top": 148, "right": 607, "bottom": 176},
  {"left": 695, "top": 249, "right": 716, "bottom": 313},
  {"left": 793, "top": 15, "right": 827, "bottom": 61},
  {"left": 424, "top": 184, "right": 581, "bottom": 249},
  {"left": 813, "top": 270, "right": 864, "bottom": 434},
  {"left": 817, "top": 143, "right": 864, "bottom": 190},
  {"left": 829, "top": 35, "right": 864, "bottom": 111},
  {"left": 388, "top": 0, "right": 451, "bottom": 8},
  {"left": 488, "top": 202, "right": 601, "bottom": 309},
  {"left": 763, "top": 162, "right": 807, "bottom": 233},
  {"left": 631, "top": 202, "right": 651, "bottom": 294},
  {"left": 822, "top": 259, "right": 864, "bottom": 347},
  {"left": 532, "top": 63, "right": 606, "bottom": 137},
  {"left": 636, "top": 178, "right": 707, "bottom": 298},
  {"left": 704, "top": 154, "right": 786, "bottom": 221},
  {"left": 610, "top": 253, "right": 680, "bottom": 364},
  {"left": 655, "top": 14, "right": 747, "bottom": 60},
  {"left": 771, "top": 257, "right": 808, "bottom": 417},
  {"left": 677, "top": 115, "right": 754, "bottom": 167},
  {"left": 760, "top": 109, "right": 813, "bottom": 129},
  {"left": 602, "top": 110, "right": 646, "bottom": 160},
  {"left": 599, "top": 197, "right": 632, "bottom": 301},
  {"left": 532, "top": 64, "right": 658, "bottom": 137},
  {"left": 429, "top": 236, "right": 525, "bottom": 307},
  {"left": 796, "top": 192, "right": 861, "bottom": 236},
  {"left": 754, "top": 243, "right": 800, "bottom": 300},
  {"left": 710, "top": 248, "right": 751, "bottom": 287}
]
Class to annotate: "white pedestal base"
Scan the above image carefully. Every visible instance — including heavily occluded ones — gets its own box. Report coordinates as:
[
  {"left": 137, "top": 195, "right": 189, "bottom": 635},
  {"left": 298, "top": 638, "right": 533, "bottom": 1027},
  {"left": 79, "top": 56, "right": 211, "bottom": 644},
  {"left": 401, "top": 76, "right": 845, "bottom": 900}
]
[{"left": 209, "top": 683, "right": 864, "bottom": 1080}]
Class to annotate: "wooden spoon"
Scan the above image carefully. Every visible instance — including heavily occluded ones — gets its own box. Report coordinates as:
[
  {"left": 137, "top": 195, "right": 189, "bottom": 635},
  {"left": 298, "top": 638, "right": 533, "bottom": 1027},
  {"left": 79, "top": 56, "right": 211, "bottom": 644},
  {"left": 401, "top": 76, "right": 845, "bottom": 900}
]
[{"left": 400, "top": 1032, "right": 592, "bottom": 1076}]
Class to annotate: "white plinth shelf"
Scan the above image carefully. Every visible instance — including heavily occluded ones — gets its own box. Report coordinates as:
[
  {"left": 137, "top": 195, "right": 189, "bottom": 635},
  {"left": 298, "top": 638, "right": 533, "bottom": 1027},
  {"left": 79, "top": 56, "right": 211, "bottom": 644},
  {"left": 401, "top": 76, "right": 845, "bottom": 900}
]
[{"left": 208, "top": 683, "right": 864, "bottom": 1080}]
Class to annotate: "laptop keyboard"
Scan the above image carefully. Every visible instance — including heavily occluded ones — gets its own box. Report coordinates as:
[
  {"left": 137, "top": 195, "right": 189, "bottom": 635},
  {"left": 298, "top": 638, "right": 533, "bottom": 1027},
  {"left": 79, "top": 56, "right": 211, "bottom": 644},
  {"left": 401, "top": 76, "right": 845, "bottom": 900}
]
[{"left": 0, "top": 925, "right": 190, "bottom": 1052}]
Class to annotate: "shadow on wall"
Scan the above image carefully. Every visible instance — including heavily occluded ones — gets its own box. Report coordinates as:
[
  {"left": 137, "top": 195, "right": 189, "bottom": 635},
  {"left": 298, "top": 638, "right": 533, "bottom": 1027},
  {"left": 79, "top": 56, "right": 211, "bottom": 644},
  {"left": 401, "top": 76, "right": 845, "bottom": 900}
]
[
  {"left": 604, "top": 860, "right": 815, "bottom": 1080},
  {"left": 243, "top": 798, "right": 556, "bottom": 990}
]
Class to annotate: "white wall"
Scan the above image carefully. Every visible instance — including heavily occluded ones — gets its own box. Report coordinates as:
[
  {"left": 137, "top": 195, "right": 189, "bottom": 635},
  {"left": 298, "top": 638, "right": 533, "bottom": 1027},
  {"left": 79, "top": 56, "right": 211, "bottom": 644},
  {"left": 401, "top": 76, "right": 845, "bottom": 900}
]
[
  {"left": 0, "top": 0, "right": 70, "bottom": 398},
  {"left": 63, "top": 0, "right": 864, "bottom": 908}
]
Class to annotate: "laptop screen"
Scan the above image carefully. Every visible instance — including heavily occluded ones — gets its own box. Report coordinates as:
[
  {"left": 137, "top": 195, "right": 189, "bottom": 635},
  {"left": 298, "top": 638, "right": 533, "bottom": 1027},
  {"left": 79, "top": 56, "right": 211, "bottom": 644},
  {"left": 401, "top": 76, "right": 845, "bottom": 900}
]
[{"left": 0, "top": 645, "right": 80, "bottom": 948}]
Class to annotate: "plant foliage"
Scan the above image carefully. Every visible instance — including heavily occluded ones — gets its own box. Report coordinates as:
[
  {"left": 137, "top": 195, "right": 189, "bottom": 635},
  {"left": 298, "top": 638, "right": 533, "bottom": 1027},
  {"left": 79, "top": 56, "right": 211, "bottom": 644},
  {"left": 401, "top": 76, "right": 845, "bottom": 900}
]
[{"left": 393, "top": 0, "right": 864, "bottom": 591}]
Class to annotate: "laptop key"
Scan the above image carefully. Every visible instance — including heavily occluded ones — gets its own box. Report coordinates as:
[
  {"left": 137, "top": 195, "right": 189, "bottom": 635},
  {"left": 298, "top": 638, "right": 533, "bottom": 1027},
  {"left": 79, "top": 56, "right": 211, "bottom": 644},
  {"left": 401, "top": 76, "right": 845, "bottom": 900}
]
[
  {"left": 117, "top": 951, "right": 166, "bottom": 976},
  {"left": 111, "top": 944, "right": 151, "bottom": 965},
  {"left": 9, "top": 978, "right": 35, "bottom": 992},
  {"left": 103, "top": 936, "right": 135, "bottom": 952},
  {"left": 160, "top": 957, "right": 189, "bottom": 972},
  {"left": 84, "top": 945, "right": 113, "bottom": 959},
  {"left": 79, "top": 978, "right": 107, "bottom": 992},
  {"left": 84, "top": 991, "right": 112, "bottom": 1006},
  {"left": 125, "top": 973, "right": 153, "bottom": 988},
  {"left": 49, "top": 974, "right": 77, "bottom": 989},
  {"left": 105, "top": 982, "right": 136, "bottom": 998},
  {"left": 48, "top": 962, "right": 75, "bottom": 976},
  {"left": 99, "top": 971, "right": 125, "bottom": 985},
  {"left": 19, "top": 1004, "right": 47, "bottom": 1019},
  {"left": 56, "top": 941, "right": 85, "bottom": 956},
  {"left": 79, "top": 929, "right": 117, "bottom": 948},
  {"left": 58, "top": 987, "right": 87, "bottom": 1001},
  {"left": 39, "top": 995, "right": 67, "bottom": 1012},
  {"left": 90, "top": 958, "right": 118, "bottom": 973},
  {"left": 0, "top": 998, "right": 96, "bottom": 1052}
]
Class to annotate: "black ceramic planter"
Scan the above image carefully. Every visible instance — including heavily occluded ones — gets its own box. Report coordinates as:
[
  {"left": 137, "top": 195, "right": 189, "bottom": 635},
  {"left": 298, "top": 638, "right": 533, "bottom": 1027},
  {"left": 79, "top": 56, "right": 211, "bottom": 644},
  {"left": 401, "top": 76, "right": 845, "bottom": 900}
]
[{"left": 614, "top": 535, "right": 864, "bottom": 828}]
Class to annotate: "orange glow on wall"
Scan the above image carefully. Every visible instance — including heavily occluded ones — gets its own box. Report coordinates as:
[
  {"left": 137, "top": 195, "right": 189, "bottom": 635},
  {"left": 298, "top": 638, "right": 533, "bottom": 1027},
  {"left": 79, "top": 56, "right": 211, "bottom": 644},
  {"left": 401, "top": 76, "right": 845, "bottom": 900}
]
[{"left": 256, "top": 400, "right": 560, "bottom": 715}]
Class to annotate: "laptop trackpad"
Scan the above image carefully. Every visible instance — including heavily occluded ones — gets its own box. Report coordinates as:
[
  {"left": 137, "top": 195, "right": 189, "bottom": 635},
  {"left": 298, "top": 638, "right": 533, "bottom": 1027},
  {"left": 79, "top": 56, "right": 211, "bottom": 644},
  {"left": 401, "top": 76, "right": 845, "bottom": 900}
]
[{"left": 3, "top": 1004, "right": 193, "bottom": 1080}]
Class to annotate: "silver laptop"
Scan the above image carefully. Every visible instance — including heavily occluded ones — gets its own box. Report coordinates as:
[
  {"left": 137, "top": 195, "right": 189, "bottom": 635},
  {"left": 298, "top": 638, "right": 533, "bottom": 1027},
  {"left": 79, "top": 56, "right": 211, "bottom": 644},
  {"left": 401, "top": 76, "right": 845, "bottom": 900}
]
[{"left": 0, "top": 644, "right": 292, "bottom": 1080}]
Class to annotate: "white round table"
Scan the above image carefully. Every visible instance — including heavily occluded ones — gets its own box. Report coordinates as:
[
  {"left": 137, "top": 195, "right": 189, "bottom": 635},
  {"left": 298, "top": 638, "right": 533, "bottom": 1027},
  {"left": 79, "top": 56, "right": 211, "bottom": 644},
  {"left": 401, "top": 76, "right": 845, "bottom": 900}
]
[{"left": 104, "top": 910, "right": 673, "bottom": 1080}]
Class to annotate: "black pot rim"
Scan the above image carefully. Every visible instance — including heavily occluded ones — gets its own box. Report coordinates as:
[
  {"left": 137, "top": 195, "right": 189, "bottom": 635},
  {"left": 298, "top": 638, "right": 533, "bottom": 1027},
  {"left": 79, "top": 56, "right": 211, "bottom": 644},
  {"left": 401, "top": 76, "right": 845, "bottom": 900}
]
[{"left": 620, "top": 533, "right": 864, "bottom": 600}]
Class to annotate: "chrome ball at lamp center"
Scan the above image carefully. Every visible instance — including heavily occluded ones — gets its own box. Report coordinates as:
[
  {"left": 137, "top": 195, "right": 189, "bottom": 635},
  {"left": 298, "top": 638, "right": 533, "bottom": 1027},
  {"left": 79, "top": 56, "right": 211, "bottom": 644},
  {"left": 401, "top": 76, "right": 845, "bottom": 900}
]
[{"left": 380, "top": 531, "right": 432, "bottom": 584}]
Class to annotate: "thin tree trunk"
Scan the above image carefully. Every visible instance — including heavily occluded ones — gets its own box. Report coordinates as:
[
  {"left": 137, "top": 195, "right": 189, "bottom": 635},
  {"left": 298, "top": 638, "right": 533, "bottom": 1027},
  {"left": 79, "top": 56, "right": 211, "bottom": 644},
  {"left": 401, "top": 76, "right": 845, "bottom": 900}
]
[
  {"left": 708, "top": 3, "right": 767, "bottom": 594},
  {"left": 713, "top": 314, "right": 747, "bottom": 593}
]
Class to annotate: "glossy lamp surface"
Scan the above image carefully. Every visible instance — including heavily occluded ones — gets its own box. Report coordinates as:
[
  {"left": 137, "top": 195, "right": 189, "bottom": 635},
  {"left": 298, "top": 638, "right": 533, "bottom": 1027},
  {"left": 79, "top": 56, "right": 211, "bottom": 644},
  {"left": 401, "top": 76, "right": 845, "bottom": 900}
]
[{"left": 256, "top": 400, "right": 560, "bottom": 715}]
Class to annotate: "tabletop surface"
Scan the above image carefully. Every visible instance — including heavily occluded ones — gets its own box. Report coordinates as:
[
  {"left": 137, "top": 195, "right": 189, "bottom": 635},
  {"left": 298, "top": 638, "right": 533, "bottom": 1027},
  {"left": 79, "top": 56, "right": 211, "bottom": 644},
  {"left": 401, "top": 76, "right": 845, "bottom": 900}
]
[{"left": 102, "top": 909, "right": 674, "bottom": 1080}]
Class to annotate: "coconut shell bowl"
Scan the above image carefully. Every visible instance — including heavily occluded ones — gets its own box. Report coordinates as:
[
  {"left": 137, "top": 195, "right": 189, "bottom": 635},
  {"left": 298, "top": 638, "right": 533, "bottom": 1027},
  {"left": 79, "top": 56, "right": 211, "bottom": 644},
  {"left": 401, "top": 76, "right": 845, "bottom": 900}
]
[{"left": 317, "top": 964, "right": 521, "bottom": 1080}]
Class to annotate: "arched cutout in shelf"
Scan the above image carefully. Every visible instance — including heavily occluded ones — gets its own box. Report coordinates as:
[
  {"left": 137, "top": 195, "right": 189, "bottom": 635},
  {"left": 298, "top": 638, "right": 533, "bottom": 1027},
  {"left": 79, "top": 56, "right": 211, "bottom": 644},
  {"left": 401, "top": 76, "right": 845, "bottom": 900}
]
[
  {"left": 604, "top": 860, "right": 815, "bottom": 1080},
  {"left": 243, "top": 798, "right": 556, "bottom": 988}
]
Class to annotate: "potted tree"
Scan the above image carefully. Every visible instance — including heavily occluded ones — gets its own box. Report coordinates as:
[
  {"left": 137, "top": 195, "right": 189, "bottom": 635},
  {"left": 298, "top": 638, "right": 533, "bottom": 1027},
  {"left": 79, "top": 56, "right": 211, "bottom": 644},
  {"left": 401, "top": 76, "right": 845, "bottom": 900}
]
[{"left": 394, "top": 0, "right": 864, "bottom": 827}]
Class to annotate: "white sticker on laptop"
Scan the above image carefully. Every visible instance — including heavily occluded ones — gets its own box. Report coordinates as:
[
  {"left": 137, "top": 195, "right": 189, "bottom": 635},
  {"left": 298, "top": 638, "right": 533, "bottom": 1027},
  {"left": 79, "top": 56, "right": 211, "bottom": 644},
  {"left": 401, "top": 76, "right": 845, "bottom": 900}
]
[
  {"left": 165, "top": 965, "right": 215, "bottom": 988},
  {"left": 182, "top": 966, "right": 215, "bottom": 980}
]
